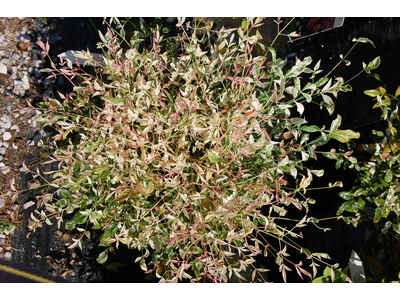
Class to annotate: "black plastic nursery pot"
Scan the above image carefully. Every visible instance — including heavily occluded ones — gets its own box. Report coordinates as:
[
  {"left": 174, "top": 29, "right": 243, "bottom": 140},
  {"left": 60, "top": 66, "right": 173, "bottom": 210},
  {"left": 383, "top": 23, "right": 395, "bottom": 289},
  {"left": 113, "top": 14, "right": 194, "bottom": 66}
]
[{"left": 11, "top": 17, "right": 400, "bottom": 283}]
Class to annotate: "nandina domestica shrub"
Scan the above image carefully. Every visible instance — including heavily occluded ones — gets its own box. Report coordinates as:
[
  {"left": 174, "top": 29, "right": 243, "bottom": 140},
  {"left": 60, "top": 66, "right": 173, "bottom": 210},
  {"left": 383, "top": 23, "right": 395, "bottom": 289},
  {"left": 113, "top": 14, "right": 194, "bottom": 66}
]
[{"left": 20, "top": 18, "right": 379, "bottom": 282}]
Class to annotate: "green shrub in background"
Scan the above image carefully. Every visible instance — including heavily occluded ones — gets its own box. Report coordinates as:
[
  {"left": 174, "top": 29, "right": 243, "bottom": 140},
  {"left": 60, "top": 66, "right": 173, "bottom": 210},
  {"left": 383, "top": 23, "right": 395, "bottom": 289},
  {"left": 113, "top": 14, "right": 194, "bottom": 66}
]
[
  {"left": 19, "top": 17, "right": 380, "bottom": 282},
  {"left": 337, "top": 85, "right": 400, "bottom": 235},
  {"left": 312, "top": 265, "right": 349, "bottom": 283}
]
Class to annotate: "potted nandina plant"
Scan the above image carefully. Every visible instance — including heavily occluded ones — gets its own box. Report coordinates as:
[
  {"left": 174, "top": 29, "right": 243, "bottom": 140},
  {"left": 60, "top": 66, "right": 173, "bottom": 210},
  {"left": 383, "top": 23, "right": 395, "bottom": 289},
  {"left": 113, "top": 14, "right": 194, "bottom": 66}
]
[{"left": 21, "top": 17, "right": 379, "bottom": 282}]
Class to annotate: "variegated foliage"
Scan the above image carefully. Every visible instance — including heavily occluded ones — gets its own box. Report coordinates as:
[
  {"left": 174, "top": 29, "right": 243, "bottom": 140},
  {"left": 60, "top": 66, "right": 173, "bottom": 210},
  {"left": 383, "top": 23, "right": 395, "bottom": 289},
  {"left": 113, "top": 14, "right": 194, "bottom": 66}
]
[{"left": 23, "top": 18, "right": 369, "bottom": 282}]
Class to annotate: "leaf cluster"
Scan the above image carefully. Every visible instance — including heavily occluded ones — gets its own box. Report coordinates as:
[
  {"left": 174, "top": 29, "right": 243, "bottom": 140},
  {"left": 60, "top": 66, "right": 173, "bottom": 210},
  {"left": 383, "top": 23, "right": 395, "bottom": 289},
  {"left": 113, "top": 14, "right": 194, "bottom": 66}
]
[{"left": 337, "top": 86, "right": 400, "bottom": 234}]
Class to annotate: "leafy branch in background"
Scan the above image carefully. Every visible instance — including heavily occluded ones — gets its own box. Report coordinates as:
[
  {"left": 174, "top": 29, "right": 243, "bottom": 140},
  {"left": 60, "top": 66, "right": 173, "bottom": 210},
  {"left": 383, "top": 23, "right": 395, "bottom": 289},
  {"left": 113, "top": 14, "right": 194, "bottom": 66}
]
[{"left": 336, "top": 85, "right": 400, "bottom": 235}]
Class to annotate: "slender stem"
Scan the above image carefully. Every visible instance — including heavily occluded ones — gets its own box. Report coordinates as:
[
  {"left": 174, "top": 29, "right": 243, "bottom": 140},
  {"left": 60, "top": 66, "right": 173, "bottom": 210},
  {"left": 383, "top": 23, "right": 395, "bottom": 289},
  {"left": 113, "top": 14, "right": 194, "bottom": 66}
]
[
  {"left": 325, "top": 42, "right": 359, "bottom": 78},
  {"left": 344, "top": 69, "right": 366, "bottom": 85},
  {"left": 270, "top": 17, "right": 295, "bottom": 47},
  {"left": 87, "top": 17, "right": 98, "bottom": 33}
]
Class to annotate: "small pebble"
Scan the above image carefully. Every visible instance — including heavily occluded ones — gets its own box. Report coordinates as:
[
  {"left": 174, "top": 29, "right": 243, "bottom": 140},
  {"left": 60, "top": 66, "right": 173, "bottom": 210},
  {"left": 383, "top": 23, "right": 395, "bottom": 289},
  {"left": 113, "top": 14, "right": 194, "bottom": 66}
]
[
  {"left": 12, "top": 52, "right": 20, "bottom": 61},
  {"left": 12, "top": 84, "right": 25, "bottom": 96},
  {"left": 0, "top": 115, "right": 11, "bottom": 129},
  {"left": 21, "top": 34, "right": 31, "bottom": 42},
  {"left": 33, "top": 60, "right": 42, "bottom": 68},
  {"left": 4, "top": 252, "right": 11, "bottom": 260},
  {"left": 0, "top": 63, "right": 6, "bottom": 74},
  {"left": 1, "top": 165, "right": 10, "bottom": 175},
  {"left": 3, "top": 132, "right": 11, "bottom": 141},
  {"left": 21, "top": 74, "right": 29, "bottom": 90}
]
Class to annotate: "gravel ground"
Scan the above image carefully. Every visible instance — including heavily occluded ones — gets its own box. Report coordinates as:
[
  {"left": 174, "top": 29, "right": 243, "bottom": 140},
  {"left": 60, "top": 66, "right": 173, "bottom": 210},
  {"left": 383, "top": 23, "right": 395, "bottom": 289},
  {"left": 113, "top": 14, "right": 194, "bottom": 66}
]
[{"left": 0, "top": 17, "right": 45, "bottom": 260}]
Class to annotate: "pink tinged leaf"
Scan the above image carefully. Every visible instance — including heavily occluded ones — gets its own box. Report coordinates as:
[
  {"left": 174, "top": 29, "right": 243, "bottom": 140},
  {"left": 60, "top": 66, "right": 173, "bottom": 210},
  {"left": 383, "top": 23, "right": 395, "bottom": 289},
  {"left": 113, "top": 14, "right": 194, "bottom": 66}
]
[
  {"left": 36, "top": 40, "right": 45, "bottom": 51},
  {"left": 171, "top": 112, "right": 179, "bottom": 125},
  {"left": 45, "top": 40, "right": 50, "bottom": 52},
  {"left": 107, "top": 27, "right": 114, "bottom": 41}
]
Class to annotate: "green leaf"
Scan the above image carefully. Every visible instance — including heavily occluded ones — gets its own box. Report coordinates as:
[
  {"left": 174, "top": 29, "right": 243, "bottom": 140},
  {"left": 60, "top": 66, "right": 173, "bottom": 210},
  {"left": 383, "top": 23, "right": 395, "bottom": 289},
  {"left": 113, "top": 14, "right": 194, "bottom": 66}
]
[
  {"left": 300, "top": 133, "right": 309, "bottom": 145},
  {"left": 330, "top": 129, "right": 360, "bottom": 143},
  {"left": 395, "top": 86, "right": 400, "bottom": 98},
  {"left": 103, "top": 221, "right": 118, "bottom": 239},
  {"left": 96, "top": 249, "right": 108, "bottom": 264},
  {"left": 341, "top": 84, "right": 352, "bottom": 92},
  {"left": 392, "top": 223, "right": 400, "bottom": 235},
  {"left": 329, "top": 181, "right": 343, "bottom": 188},
  {"left": 382, "top": 221, "right": 392, "bottom": 234},
  {"left": 353, "top": 188, "right": 365, "bottom": 197},
  {"left": 352, "top": 37, "right": 375, "bottom": 48},
  {"left": 335, "top": 158, "right": 343, "bottom": 169},
  {"left": 140, "top": 258, "right": 148, "bottom": 272},
  {"left": 373, "top": 208, "right": 382, "bottom": 223},
  {"left": 241, "top": 18, "right": 248, "bottom": 31},
  {"left": 330, "top": 115, "right": 342, "bottom": 133},
  {"left": 104, "top": 96, "right": 125, "bottom": 104},
  {"left": 264, "top": 246, "right": 268, "bottom": 257},
  {"left": 65, "top": 218, "right": 76, "bottom": 230},
  {"left": 312, "top": 276, "right": 327, "bottom": 283},
  {"left": 302, "top": 92, "right": 312, "bottom": 103},
  {"left": 339, "top": 191, "right": 354, "bottom": 201},
  {"left": 208, "top": 151, "right": 220, "bottom": 163},
  {"left": 357, "top": 197, "right": 366, "bottom": 210},
  {"left": 60, "top": 189, "right": 71, "bottom": 197},
  {"left": 385, "top": 170, "right": 393, "bottom": 182},
  {"left": 300, "top": 125, "right": 321, "bottom": 133},
  {"left": 193, "top": 265, "right": 201, "bottom": 279},
  {"left": 368, "top": 73, "right": 382, "bottom": 82},
  {"left": 366, "top": 56, "right": 381, "bottom": 71},
  {"left": 266, "top": 47, "right": 276, "bottom": 64},
  {"left": 315, "top": 77, "right": 329, "bottom": 88},
  {"left": 323, "top": 266, "right": 331, "bottom": 278},
  {"left": 364, "top": 89, "right": 381, "bottom": 98},
  {"left": 337, "top": 199, "right": 358, "bottom": 215},
  {"left": 321, "top": 94, "right": 335, "bottom": 115},
  {"left": 296, "top": 102, "right": 304, "bottom": 115},
  {"left": 73, "top": 211, "right": 88, "bottom": 225},
  {"left": 301, "top": 247, "right": 312, "bottom": 259},
  {"left": 312, "top": 135, "right": 331, "bottom": 147},
  {"left": 234, "top": 240, "right": 243, "bottom": 247}
]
